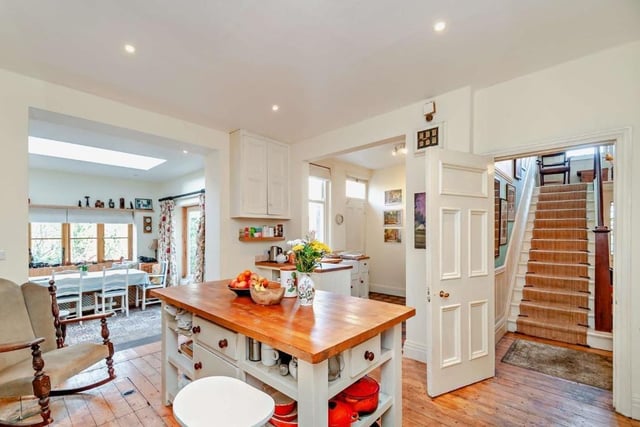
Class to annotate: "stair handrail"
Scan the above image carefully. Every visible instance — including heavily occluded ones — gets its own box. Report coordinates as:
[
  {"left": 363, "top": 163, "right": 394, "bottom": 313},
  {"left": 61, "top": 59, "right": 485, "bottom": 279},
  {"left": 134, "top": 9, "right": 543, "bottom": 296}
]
[
  {"left": 593, "top": 147, "right": 612, "bottom": 332},
  {"left": 498, "top": 156, "right": 537, "bottom": 334}
]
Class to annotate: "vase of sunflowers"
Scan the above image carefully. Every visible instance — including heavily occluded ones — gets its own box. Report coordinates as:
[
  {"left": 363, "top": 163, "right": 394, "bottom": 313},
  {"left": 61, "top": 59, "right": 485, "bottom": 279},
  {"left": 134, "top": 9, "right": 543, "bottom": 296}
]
[{"left": 288, "top": 233, "right": 331, "bottom": 306}]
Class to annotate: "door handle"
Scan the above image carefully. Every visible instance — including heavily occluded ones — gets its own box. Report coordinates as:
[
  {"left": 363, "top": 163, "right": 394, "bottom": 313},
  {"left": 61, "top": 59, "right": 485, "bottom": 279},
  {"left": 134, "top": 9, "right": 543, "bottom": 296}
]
[{"left": 439, "top": 290, "right": 450, "bottom": 298}]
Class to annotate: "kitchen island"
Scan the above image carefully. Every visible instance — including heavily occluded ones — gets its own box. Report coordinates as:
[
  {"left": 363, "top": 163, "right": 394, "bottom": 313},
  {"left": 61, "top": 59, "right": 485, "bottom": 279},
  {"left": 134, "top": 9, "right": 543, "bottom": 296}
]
[
  {"left": 152, "top": 280, "right": 414, "bottom": 426},
  {"left": 255, "top": 261, "right": 355, "bottom": 296}
]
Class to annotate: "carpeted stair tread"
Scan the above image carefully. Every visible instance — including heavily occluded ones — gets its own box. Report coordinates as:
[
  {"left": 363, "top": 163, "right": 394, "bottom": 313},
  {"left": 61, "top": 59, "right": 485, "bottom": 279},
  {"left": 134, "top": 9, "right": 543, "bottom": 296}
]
[
  {"left": 525, "top": 273, "right": 590, "bottom": 292},
  {"left": 535, "top": 208, "right": 587, "bottom": 219},
  {"left": 528, "top": 249, "right": 589, "bottom": 264},
  {"left": 535, "top": 199, "right": 587, "bottom": 210},
  {"left": 536, "top": 193, "right": 588, "bottom": 202},
  {"left": 516, "top": 317, "right": 588, "bottom": 345},
  {"left": 533, "top": 218, "right": 587, "bottom": 229},
  {"left": 527, "top": 261, "right": 589, "bottom": 278},
  {"left": 532, "top": 229, "right": 588, "bottom": 240},
  {"left": 538, "top": 183, "right": 588, "bottom": 193},
  {"left": 530, "top": 239, "right": 589, "bottom": 251},
  {"left": 522, "top": 287, "right": 589, "bottom": 306},
  {"left": 519, "top": 300, "right": 589, "bottom": 314}
]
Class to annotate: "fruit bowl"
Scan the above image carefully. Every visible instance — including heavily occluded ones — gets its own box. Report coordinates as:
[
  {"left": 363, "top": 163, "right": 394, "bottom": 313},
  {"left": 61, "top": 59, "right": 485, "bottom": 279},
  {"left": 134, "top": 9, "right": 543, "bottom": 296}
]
[
  {"left": 227, "top": 284, "right": 251, "bottom": 296},
  {"left": 250, "top": 283, "right": 285, "bottom": 305}
]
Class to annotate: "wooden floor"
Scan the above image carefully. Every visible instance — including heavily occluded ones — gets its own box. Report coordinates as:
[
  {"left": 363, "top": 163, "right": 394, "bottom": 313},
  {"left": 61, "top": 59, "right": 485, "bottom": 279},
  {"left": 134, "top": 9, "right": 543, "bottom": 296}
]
[{"left": 2, "top": 333, "right": 637, "bottom": 426}]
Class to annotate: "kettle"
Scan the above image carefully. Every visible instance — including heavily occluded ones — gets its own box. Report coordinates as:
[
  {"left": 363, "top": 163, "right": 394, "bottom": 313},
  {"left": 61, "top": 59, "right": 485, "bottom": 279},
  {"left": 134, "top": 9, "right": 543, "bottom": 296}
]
[{"left": 268, "top": 246, "right": 283, "bottom": 262}]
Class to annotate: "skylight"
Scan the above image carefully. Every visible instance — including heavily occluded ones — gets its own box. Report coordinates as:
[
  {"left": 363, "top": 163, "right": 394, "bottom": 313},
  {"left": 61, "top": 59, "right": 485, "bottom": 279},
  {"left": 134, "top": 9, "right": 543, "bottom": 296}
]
[{"left": 28, "top": 137, "right": 166, "bottom": 170}]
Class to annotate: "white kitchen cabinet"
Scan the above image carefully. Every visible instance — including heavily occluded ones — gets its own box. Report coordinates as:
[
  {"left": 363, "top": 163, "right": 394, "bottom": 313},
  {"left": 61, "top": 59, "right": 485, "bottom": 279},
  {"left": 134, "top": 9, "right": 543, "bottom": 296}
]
[
  {"left": 341, "top": 257, "right": 370, "bottom": 298},
  {"left": 230, "top": 129, "right": 289, "bottom": 218}
]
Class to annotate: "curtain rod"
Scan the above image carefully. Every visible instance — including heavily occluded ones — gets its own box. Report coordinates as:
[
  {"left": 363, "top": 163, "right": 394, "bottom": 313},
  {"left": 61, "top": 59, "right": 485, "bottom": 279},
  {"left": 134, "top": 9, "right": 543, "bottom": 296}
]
[
  {"left": 309, "top": 162, "right": 331, "bottom": 170},
  {"left": 158, "top": 189, "right": 205, "bottom": 202}
]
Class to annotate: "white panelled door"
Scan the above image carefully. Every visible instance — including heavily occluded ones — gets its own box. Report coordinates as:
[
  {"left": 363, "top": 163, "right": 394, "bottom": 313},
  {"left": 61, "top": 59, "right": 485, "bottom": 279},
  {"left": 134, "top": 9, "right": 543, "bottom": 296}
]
[{"left": 425, "top": 149, "right": 495, "bottom": 397}]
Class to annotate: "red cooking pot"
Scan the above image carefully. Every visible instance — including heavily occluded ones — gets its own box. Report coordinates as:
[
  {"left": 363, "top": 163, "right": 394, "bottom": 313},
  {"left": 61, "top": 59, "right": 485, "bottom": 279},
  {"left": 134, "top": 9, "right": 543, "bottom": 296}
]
[
  {"left": 340, "top": 376, "right": 380, "bottom": 415},
  {"left": 328, "top": 399, "right": 358, "bottom": 427}
]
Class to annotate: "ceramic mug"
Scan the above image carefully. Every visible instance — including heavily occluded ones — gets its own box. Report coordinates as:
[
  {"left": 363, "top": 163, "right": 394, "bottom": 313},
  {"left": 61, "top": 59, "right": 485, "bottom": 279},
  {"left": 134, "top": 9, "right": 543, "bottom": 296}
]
[
  {"left": 289, "top": 357, "right": 298, "bottom": 380},
  {"left": 328, "top": 353, "right": 344, "bottom": 381},
  {"left": 261, "top": 344, "right": 280, "bottom": 367}
]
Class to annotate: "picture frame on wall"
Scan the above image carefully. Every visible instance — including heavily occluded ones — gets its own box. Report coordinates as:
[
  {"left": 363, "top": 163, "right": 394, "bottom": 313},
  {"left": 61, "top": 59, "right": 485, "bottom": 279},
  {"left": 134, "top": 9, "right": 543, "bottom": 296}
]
[
  {"left": 514, "top": 158, "right": 523, "bottom": 180},
  {"left": 414, "top": 192, "right": 426, "bottom": 249},
  {"left": 135, "top": 198, "right": 153, "bottom": 210},
  {"left": 506, "top": 183, "right": 516, "bottom": 221},
  {"left": 383, "top": 210, "right": 403, "bottom": 226},
  {"left": 415, "top": 122, "right": 443, "bottom": 153},
  {"left": 500, "top": 198, "right": 508, "bottom": 245},
  {"left": 384, "top": 189, "right": 402, "bottom": 205},
  {"left": 384, "top": 228, "right": 402, "bottom": 243}
]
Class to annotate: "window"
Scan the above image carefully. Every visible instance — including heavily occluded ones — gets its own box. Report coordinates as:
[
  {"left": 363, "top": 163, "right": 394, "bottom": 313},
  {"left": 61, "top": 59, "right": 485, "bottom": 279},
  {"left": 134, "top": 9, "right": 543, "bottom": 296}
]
[
  {"left": 566, "top": 147, "right": 595, "bottom": 158},
  {"left": 104, "top": 224, "right": 130, "bottom": 261},
  {"left": 309, "top": 176, "right": 329, "bottom": 243},
  {"left": 29, "top": 222, "right": 133, "bottom": 266},
  {"left": 30, "top": 223, "right": 63, "bottom": 265},
  {"left": 346, "top": 178, "right": 366, "bottom": 199}
]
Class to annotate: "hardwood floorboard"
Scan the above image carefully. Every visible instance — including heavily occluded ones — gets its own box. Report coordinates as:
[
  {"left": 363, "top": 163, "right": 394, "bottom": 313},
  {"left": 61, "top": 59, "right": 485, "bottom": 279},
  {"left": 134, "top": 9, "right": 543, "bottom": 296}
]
[{"left": 1, "top": 332, "right": 638, "bottom": 426}]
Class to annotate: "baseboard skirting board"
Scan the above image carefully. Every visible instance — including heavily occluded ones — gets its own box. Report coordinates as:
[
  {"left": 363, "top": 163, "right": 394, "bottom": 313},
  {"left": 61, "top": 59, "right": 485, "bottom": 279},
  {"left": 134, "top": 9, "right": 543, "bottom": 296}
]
[
  {"left": 495, "top": 319, "right": 508, "bottom": 344},
  {"left": 403, "top": 339, "right": 427, "bottom": 363},
  {"left": 369, "top": 284, "right": 405, "bottom": 297}
]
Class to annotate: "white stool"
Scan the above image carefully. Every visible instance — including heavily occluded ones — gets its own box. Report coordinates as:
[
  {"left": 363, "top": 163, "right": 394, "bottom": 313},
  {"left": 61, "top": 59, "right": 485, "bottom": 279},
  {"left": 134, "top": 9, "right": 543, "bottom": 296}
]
[{"left": 173, "top": 376, "right": 275, "bottom": 427}]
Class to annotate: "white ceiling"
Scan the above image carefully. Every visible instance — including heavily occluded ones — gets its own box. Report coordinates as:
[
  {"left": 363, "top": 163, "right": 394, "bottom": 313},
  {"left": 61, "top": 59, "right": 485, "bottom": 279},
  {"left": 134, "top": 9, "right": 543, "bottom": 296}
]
[{"left": 2, "top": 1, "right": 639, "bottom": 173}]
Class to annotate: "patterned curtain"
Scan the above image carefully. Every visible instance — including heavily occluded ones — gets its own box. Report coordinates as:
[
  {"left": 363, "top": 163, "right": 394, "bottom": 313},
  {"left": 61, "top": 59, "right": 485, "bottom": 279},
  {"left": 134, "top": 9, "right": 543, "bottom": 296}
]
[
  {"left": 193, "top": 193, "right": 206, "bottom": 283},
  {"left": 158, "top": 200, "right": 178, "bottom": 286}
]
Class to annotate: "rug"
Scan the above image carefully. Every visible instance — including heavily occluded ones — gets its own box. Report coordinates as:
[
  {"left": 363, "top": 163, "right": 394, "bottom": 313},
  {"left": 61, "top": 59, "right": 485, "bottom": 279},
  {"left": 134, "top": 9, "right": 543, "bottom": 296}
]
[
  {"left": 64, "top": 305, "right": 162, "bottom": 351},
  {"left": 501, "top": 339, "right": 612, "bottom": 390}
]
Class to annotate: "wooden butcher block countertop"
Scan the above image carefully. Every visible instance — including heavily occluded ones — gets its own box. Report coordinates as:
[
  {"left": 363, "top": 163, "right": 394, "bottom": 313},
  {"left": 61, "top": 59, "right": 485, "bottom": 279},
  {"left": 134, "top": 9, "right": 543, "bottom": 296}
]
[{"left": 151, "top": 280, "right": 414, "bottom": 364}]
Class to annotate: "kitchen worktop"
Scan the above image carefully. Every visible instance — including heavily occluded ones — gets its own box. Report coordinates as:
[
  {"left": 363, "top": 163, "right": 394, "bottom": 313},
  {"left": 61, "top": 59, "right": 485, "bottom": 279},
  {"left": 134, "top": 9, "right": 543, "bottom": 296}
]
[
  {"left": 255, "top": 261, "right": 353, "bottom": 273},
  {"left": 152, "top": 280, "right": 414, "bottom": 363}
]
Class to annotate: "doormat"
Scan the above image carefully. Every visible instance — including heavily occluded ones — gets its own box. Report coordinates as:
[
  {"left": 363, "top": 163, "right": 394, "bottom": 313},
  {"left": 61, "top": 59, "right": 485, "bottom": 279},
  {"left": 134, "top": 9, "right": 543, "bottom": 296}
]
[{"left": 501, "top": 339, "right": 612, "bottom": 390}]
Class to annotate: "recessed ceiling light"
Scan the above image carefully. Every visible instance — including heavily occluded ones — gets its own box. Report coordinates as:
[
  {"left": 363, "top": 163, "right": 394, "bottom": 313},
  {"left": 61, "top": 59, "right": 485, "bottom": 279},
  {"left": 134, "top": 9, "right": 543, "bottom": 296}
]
[
  {"left": 272, "top": 105, "right": 279, "bottom": 112},
  {"left": 124, "top": 44, "right": 136, "bottom": 54},
  {"left": 28, "top": 136, "right": 166, "bottom": 170},
  {"left": 434, "top": 21, "right": 446, "bottom": 32},
  {"left": 183, "top": 150, "right": 189, "bottom": 154}
]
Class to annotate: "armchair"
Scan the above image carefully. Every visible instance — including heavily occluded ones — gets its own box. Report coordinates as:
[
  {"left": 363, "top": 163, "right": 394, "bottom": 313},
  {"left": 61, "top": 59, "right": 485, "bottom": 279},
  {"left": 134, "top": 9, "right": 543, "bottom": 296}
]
[
  {"left": 0, "top": 278, "right": 115, "bottom": 426},
  {"left": 135, "top": 261, "right": 167, "bottom": 310}
]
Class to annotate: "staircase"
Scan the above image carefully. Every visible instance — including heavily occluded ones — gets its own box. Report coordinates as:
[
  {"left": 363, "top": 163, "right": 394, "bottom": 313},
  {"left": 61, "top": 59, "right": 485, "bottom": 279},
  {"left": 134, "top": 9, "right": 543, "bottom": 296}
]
[{"left": 513, "top": 183, "right": 592, "bottom": 345}]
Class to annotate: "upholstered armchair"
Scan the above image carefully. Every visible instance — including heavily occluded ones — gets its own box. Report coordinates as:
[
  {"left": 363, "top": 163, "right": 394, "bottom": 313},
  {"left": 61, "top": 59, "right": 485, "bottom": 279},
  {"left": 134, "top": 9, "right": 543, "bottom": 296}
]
[{"left": 0, "top": 278, "right": 116, "bottom": 426}]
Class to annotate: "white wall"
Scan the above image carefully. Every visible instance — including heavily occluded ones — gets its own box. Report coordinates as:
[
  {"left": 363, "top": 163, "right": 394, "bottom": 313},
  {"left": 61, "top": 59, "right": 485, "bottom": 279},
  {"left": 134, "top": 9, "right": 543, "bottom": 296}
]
[
  {"left": 474, "top": 41, "right": 640, "bottom": 418},
  {"left": 366, "top": 165, "right": 406, "bottom": 296},
  {"left": 0, "top": 67, "right": 230, "bottom": 283}
]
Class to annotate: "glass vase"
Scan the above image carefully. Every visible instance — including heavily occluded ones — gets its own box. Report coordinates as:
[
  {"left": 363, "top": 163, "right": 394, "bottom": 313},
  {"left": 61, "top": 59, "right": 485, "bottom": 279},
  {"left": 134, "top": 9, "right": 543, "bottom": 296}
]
[{"left": 296, "top": 272, "right": 315, "bottom": 306}]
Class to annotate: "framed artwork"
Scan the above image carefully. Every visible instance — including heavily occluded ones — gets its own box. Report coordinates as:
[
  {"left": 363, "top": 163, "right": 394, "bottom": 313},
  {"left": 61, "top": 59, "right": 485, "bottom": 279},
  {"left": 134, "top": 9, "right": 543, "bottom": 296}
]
[
  {"left": 500, "top": 198, "right": 508, "bottom": 245},
  {"left": 514, "top": 158, "right": 523, "bottom": 180},
  {"left": 384, "top": 210, "right": 403, "bottom": 226},
  {"left": 414, "top": 192, "right": 426, "bottom": 249},
  {"left": 135, "top": 198, "right": 153, "bottom": 210},
  {"left": 415, "top": 123, "right": 443, "bottom": 153},
  {"left": 494, "top": 178, "right": 500, "bottom": 257},
  {"left": 384, "top": 228, "right": 402, "bottom": 243},
  {"left": 384, "top": 189, "right": 402, "bottom": 205},
  {"left": 506, "top": 184, "right": 516, "bottom": 221}
]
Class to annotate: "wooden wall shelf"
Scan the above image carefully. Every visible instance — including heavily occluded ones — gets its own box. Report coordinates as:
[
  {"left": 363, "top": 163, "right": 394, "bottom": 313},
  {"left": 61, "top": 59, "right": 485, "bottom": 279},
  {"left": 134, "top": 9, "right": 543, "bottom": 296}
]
[
  {"left": 238, "top": 236, "right": 285, "bottom": 242},
  {"left": 30, "top": 204, "right": 154, "bottom": 213}
]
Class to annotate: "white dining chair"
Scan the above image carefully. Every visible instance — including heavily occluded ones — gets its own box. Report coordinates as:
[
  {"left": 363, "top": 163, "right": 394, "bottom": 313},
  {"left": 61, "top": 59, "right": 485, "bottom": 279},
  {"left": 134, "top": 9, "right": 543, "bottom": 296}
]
[
  {"left": 94, "top": 267, "right": 129, "bottom": 317},
  {"left": 51, "top": 269, "right": 84, "bottom": 319},
  {"left": 135, "top": 261, "right": 167, "bottom": 310}
]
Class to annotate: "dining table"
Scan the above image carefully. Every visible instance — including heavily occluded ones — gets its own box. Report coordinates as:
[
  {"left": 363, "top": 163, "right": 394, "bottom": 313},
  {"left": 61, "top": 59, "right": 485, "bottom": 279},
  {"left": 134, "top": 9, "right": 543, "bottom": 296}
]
[{"left": 28, "top": 268, "right": 150, "bottom": 292}]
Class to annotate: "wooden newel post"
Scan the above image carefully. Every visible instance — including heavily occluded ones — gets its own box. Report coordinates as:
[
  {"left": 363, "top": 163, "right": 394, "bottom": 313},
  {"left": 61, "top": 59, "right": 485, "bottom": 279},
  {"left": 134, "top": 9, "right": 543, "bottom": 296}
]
[{"left": 593, "top": 226, "right": 612, "bottom": 332}]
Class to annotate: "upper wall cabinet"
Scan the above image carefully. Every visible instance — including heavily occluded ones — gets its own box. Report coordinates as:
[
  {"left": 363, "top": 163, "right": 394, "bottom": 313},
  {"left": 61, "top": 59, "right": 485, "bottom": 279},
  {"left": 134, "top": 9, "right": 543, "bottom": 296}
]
[{"left": 230, "top": 130, "right": 290, "bottom": 219}]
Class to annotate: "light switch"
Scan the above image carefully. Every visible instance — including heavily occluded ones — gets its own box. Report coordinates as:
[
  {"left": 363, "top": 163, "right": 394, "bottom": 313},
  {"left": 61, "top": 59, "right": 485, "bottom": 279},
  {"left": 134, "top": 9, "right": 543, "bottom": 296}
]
[{"left": 0, "top": 250, "right": 5, "bottom": 261}]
